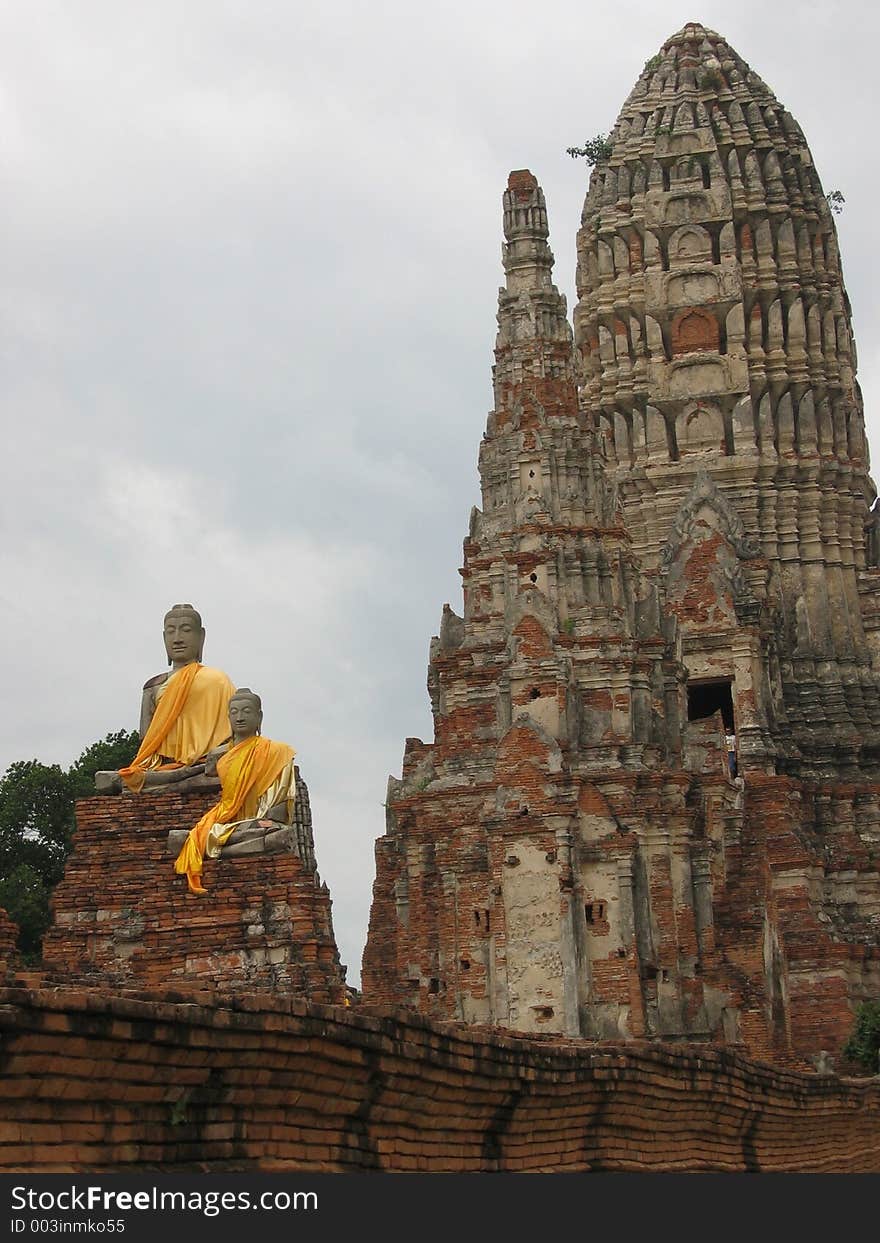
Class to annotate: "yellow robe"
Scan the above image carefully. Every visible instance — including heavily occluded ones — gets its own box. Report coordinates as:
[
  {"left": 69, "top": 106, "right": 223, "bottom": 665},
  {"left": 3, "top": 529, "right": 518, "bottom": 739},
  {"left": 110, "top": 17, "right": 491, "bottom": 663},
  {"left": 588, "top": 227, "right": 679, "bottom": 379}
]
[
  {"left": 173, "top": 735, "right": 296, "bottom": 884},
  {"left": 119, "top": 663, "right": 235, "bottom": 793}
]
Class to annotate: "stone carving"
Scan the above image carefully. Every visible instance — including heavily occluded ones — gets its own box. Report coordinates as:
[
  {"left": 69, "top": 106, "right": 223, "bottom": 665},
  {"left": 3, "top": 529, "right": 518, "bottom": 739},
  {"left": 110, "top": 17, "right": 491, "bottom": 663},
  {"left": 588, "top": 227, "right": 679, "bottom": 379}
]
[
  {"left": 574, "top": 21, "right": 880, "bottom": 773},
  {"left": 172, "top": 688, "right": 297, "bottom": 895},
  {"left": 95, "top": 604, "right": 235, "bottom": 795},
  {"left": 660, "top": 471, "right": 760, "bottom": 570}
]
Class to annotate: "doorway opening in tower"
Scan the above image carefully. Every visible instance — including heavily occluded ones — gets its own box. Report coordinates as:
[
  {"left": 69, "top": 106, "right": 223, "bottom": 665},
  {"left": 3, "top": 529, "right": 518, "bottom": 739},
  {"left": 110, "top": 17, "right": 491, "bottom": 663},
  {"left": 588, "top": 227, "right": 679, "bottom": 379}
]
[{"left": 687, "top": 678, "right": 737, "bottom": 777}]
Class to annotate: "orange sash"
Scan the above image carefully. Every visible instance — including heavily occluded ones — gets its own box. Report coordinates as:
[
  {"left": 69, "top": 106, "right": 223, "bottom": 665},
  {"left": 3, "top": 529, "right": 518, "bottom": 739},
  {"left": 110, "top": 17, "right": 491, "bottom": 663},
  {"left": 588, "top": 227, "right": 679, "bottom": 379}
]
[
  {"left": 119, "top": 663, "right": 202, "bottom": 793},
  {"left": 173, "top": 735, "right": 295, "bottom": 882}
]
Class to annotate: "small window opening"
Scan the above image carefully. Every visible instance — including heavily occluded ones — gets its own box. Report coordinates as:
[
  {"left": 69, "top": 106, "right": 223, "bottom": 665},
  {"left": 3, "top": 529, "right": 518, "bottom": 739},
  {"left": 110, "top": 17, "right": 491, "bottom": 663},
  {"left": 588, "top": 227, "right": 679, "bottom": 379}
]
[
  {"left": 662, "top": 165, "right": 670, "bottom": 191},
  {"left": 428, "top": 978, "right": 441, "bottom": 995},
  {"left": 460, "top": 959, "right": 471, "bottom": 971},
  {"left": 528, "top": 469, "right": 535, "bottom": 478},
  {"left": 687, "top": 678, "right": 735, "bottom": 732},
  {"left": 529, "top": 573, "right": 538, "bottom": 583},
  {"left": 585, "top": 902, "right": 606, "bottom": 924},
  {"left": 701, "top": 162, "right": 711, "bottom": 189},
  {"left": 474, "top": 909, "right": 490, "bottom": 931},
  {"left": 529, "top": 686, "right": 541, "bottom": 700}
]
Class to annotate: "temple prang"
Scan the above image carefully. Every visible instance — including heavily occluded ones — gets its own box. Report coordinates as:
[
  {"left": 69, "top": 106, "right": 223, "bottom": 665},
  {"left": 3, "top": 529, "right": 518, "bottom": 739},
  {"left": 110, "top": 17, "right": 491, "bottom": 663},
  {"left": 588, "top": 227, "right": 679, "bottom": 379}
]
[
  {"left": 575, "top": 22, "right": 880, "bottom": 779},
  {"left": 362, "top": 25, "right": 880, "bottom": 1065}
]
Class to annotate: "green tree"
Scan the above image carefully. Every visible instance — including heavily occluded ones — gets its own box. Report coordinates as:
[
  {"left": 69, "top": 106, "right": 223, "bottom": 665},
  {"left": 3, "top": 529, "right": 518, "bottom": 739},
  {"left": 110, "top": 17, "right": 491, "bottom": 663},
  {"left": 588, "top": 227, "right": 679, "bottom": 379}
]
[
  {"left": 0, "top": 729, "right": 139, "bottom": 958},
  {"left": 843, "top": 1001, "right": 880, "bottom": 1073},
  {"left": 566, "top": 133, "right": 613, "bottom": 166},
  {"left": 0, "top": 760, "right": 73, "bottom": 887},
  {"left": 0, "top": 863, "right": 51, "bottom": 959},
  {"left": 67, "top": 729, "right": 139, "bottom": 798}
]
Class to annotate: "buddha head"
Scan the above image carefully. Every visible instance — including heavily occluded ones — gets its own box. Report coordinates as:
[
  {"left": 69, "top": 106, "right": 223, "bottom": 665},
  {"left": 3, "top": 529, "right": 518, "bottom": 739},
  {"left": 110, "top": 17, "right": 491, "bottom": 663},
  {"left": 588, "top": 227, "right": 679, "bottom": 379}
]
[
  {"left": 229, "top": 688, "right": 263, "bottom": 742},
  {"left": 163, "top": 603, "right": 205, "bottom": 667}
]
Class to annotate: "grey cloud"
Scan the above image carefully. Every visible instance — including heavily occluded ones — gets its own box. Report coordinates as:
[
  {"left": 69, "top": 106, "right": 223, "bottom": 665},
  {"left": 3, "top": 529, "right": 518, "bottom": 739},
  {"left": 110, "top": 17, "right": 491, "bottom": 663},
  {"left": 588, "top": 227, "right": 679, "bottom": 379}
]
[{"left": 3, "top": 0, "right": 879, "bottom": 981}]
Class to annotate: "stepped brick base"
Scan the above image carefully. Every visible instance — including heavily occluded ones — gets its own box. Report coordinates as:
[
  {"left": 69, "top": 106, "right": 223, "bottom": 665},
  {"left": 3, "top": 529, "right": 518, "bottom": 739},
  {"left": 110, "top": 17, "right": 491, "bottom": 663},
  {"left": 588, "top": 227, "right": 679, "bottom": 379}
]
[{"left": 41, "top": 792, "right": 345, "bottom": 1002}]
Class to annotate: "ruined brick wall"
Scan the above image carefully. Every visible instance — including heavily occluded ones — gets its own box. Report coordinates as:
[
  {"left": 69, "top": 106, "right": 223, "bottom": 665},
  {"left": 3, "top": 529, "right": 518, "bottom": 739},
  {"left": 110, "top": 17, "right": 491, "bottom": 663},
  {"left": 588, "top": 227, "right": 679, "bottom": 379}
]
[
  {"left": 0, "top": 909, "right": 18, "bottom": 980},
  {"left": 0, "top": 987, "right": 877, "bottom": 1172},
  {"left": 41, "top": 793, "right": 345, "bottom": 1003},
  {"left": 366, "top": 724, "right": 879, "bottom": 1064},
  {"left": 741, "top": 775, "right": 880, "bottom": 1059}
]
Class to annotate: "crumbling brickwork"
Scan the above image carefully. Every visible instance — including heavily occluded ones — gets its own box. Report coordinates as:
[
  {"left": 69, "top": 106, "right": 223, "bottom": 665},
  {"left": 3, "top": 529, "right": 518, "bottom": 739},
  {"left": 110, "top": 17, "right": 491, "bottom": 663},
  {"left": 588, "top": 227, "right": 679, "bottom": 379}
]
[
  {"left": 0, "top": 987, "right": 877, "bottom": 1172},
  {"left": 362, "top": 22, "right": 880, "bottom": 1065},
  {"left": 41, "top": 782, "right": 345, "bottom": 1003},
  {"left": 0, "top": 908, "right": 18, "bottom": 981}
]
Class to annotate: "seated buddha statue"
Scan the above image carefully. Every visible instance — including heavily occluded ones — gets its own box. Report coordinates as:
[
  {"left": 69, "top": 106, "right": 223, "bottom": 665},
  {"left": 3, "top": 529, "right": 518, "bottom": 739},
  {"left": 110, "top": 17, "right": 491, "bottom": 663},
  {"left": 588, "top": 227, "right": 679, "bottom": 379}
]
[
  {"left": 95, "top": 603, "right": 236, "bottom": 794},
  {"left": 173, "top": 688, "right": 296, "bottom": 895}
]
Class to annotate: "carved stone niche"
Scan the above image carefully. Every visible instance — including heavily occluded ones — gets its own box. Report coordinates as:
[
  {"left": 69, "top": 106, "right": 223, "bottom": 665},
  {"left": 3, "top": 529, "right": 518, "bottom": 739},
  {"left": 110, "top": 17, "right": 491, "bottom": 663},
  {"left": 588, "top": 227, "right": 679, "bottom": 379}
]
[
  {"left": 661, "top": 471, "right": 760, "bottom": 570},
  {"left": 669, "top": 224, "right": 714, "bottom": 268},
  {"left": 671, "top": 307, "right": 719, "bottom": 355},
  {"left": 675, "top": 401, "right": 724, "bottom": 455},
  {"left": 660, "top": 470, "right": 761, "bottom": 632}
]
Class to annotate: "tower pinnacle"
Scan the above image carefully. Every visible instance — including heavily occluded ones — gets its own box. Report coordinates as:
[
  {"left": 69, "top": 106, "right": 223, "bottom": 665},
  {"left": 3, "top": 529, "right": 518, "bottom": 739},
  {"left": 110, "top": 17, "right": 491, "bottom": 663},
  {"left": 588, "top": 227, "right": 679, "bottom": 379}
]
[{"left": 574, "top": 24, "right": 880, "bottom": 775}]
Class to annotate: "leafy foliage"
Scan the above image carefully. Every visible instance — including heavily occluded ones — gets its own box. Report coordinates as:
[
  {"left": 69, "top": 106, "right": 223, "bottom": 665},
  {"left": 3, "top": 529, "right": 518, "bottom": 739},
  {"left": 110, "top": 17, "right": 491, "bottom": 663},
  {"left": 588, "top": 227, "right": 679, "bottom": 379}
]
[
  {"left": 0, "top": 761, "right": 72, "bottom": 887},
  {"left": 566, "top": 134, "right": 613, "bottom": 166},
  {"left": 826, "top": 189, "right": 846, "bottom": 215},
  {"left": 0, "top": 864, "right": 51, "bottom": 959},
  {"left": 0, "top": 730, "right": 139, "bottom": 957},
  {"left": 68, "top": 729, "right": 139, "bottom": 798},
  {"left": 843, "top": 1001, "right": 880, "bottom": 1073}
]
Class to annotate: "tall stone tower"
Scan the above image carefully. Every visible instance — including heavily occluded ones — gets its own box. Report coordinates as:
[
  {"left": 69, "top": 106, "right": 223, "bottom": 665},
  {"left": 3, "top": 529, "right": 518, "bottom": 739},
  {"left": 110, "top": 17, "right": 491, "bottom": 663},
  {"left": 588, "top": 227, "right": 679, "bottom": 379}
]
[
  {"left": 573, "top": 22, "right": 880, "bottom": 778},
  {"left": 363, "top": 31, "right": 880, "bottom": 1065},
  {"left": 364, "top": 171, "right": 740, "bottom": 1043}
]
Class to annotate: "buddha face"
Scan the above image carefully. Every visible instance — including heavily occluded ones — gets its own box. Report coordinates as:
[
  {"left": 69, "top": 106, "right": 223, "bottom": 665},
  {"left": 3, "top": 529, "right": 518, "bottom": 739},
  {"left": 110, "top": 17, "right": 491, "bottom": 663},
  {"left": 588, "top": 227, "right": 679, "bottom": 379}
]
[
  {"left": 163, "top": 612, "right": 204, "bottom": 667},
  {"left": 229, "top": 695, "right": 262, "bottom": 742}
]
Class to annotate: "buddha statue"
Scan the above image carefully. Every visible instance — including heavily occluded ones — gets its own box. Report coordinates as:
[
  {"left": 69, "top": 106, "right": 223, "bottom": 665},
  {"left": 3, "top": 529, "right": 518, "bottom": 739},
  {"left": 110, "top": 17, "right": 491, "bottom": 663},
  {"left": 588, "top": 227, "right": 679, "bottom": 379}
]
[
  {"left": 95, "top": 604, "right": 236, "bottom": 794},
  {"left": 173, "top": 688, "right": 296, "bottom": 895}
]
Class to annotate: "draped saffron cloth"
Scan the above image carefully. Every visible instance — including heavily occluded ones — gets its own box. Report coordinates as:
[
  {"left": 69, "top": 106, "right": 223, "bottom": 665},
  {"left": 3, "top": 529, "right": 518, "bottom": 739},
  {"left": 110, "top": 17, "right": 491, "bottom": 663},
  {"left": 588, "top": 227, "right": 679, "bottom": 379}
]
[
  {"left": 119, "top": 664, "right": 235, "bottom": 793},
  {"left": 173, "top": 735, "right": 296, "bottom": 883}
]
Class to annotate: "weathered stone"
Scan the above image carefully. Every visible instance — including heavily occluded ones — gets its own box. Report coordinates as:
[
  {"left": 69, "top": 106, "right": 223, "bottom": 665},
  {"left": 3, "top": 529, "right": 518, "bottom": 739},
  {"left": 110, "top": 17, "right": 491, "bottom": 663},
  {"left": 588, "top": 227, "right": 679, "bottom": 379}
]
[
  {"left": 362, "top": 28, "right": 880, "bottom": 1067},
  {"left": 574, "top": 22, "right": 880, "bottom": 779}
]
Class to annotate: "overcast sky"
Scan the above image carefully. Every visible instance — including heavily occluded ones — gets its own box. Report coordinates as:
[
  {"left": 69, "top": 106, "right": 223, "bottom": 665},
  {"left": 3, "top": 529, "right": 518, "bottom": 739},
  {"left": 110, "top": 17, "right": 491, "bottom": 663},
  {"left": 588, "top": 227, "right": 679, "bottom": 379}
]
[{"left": 3, "top": 0, "right": 878, "bottom": 984}]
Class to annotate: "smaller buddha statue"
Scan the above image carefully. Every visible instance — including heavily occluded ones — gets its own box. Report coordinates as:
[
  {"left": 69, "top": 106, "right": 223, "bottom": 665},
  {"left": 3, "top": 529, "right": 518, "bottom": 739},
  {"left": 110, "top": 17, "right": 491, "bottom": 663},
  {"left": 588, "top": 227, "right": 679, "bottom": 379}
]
[
  {"left": 173, "top": 689, "right": 296, "bottom": 895},
  {"left": 96, "top": 604, "right": 236, "bottom": 794}
]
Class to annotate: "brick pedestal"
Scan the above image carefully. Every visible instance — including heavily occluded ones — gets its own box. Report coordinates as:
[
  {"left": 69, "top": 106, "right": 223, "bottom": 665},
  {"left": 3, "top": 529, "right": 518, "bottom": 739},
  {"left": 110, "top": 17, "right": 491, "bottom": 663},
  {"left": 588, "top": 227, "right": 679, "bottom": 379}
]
[{"left": 42, "top": 791, "right": 345, "bottom": 1002}]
